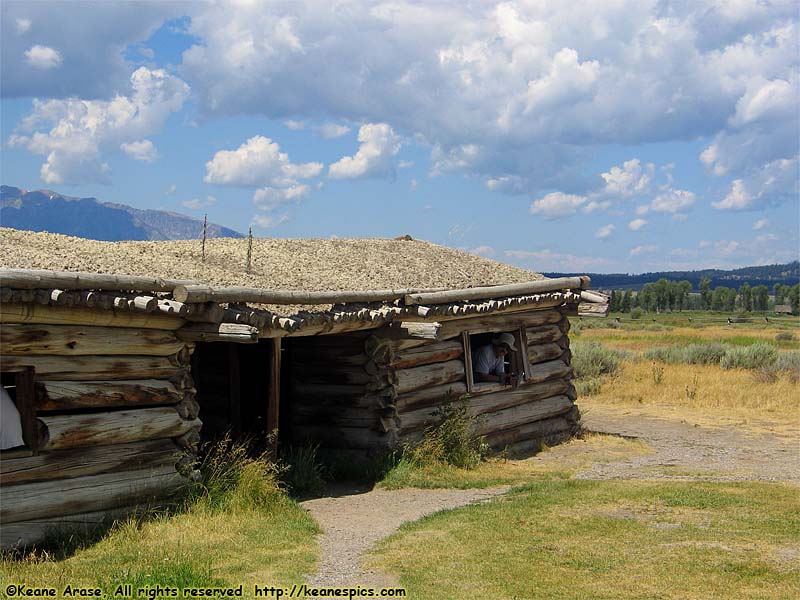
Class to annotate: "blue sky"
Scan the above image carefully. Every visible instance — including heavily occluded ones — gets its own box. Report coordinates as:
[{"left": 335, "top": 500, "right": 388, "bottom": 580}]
[{"left": 1, "top": 0, "right": 798, "bottom": 274}]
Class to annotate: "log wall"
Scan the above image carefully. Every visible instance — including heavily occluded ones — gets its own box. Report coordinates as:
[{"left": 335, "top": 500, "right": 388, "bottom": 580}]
[
  {"left": 0, "top": 318, "right": 199, "bottom": 551},
  {"left": 288, "top": 306, "right": 579, "bottom": 457}
]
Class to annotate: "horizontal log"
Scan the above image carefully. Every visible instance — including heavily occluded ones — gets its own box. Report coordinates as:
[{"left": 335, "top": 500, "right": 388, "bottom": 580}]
[
  {"left": 0, "top": 354, "right": 186, "bottom": 381},
  {"left": 472, "top": 395, "right": 574, "bottom": 436},
  {"left": 174, "top": 397, "right": 200, "bottom": 420},
  {"left": 291, "top": 383, "right": 376, "bottom": 403},
  {"left": 176, "top": 323, "right": 259, "bottom": 343},
  {"left": 0, "top": 466, "right": 183, "bottom": 524},
  {"left": 173, "top": 284, "right": 446, "bottom": 305},
  {"left": 381, "top": 321, "right": 442, "bottom": 341},
  {"left": 387, "top": 340, "right": 464, "bottom": 370},
  {"left": 526, "top": 358, "right": 572, "bottom": 384},
  {"left": 484, "top": 415, "right": 575, "bottom": 449},
  {"left": 0, "top": 268, "right": 195, "bottom": 292},
  {"left": 0, "top": 303, "right": 185, "bottom": 329},
  {"left": 438, "top": 310, "right": 562, "bottom": 339},
  {"left": 0, "top": 439, "right": 182, "bottom": 486},
  {"left": 0, "top": 324, "right": 184, "bottom": 356},
  {"left": 527, "top": 342, "right": 565, "bottom": 365},
  {"left": 524, "top": 324, "right": 564, "bottom": 345},
  {"left": 36, "top": 380, "right": 182, "bottom": 411},
  {"left": 2, "top": 506, "right": 136, "bottom": 551},
  {"left": 291, "top": 368, "right": 385, "bottom": 387},
  {"left": 175, "top": 427, "right": 201, "bottom": 451},
  {"left": 292, "top": 425, "right": 395, "bottom": 450},
  {"left": 391, "top": 359, "right": 465, "bottom": 396},
  {"left": 580, "top": 290, "right": 609, "bottom": 304},
  {"left": 38, "top": 408, "right": 198, "bottom": 451},
  {"left": 394, "top": 382, "right": 468, "bottom": 413},
  {"left": 398, "top": 378, "right": 570, "bottom": 433},
  {"left": 500, "top": 429, "right": 576, "bottom": 457},
  {"left": 578, "top": 302, "right": 611, "bottom": 317},
  {"left": 404, "top": 277, "right": 590, "bottom": 306}
]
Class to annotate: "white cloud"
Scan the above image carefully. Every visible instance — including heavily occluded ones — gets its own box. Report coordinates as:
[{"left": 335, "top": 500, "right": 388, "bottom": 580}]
[
  {"left": 582, "top": 199, "right": 610, "bottom": 214},
  {"left": 753, "top": 218, "right": 769, "bottom": 230},
  {"left": 284, "top": 120, "right": 305, "bottom": 130},
  {"left": 628, "top": 218, "right": 647, "bottom": 231},
  {"left": 15, "top": 18, "right": 31, "bottom": 34},
  {"left": 600, "top": 159, "right": 654, "bottom": 197},
  {"left": 409, "top": 178, "right": 418, "bottom": 191},
  {"left": 712, "top": 156, "right": 798, "bottom": 210},
  {"left": 650, "top": 189, "right": 696, "bottom": 213},
  {"left": 175, "top": 1, "right": 796, "bottom": 196},
  {"left": 252, "top": 212, "right": 290, "bottom": 229},
  {"left": 629, "top": 245, "right": 657, "bottom": 256},
  {"left": 470, "top": 245, "right": 495, "bottom": 257},
  {"left": 635, "top": 205, "right": 650, "bottom": 216},
  {"left": 756, "top": 233, "right": 778, "bottom": 242},
  {"left": 253, "top": 184, "right": 310, "bottom": 211},
  {"left": 486, "top": 175, "right": 526, "bottom": 194},
  {"left": 329, "top": 123, "right": 401, "bottom": 179},
  {"left": 316, "top": 123, "right": 351, "bottom": 139},
  {"left": 205, "top": 136, "right": 322, "bottom": 187},
  {"left": 529, "top": 192, "right": 586, "bottom": 220},
  {"left": 504, "top": 249, "right": 615, "bottom": 272},
  {"left": 181, "top": 195, "right": 216, "bottom": 211},
  {"left": 166, "top": 184, "right": 177, "bottom": 195},
  {"left": 120, "top": 139, "right": 157, "bottom": 162},
  {"left": 24, "top": 45, "right": 62, "bottom": 70},
  {"left": 138, "top": 46, "right": 155, "bottom": 59},
  {"left": 9, "top": 67, "right": 189, "bottom": 184},
  {"left": 398, "top": 160, "right": 414, "bottom": 169},
  {"left": 595, "top": 224, "right": 615, "bottom": 239}
]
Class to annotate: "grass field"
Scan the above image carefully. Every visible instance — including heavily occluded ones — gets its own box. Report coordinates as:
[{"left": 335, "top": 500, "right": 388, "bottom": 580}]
[{"left": 369, "top": 479, "right": 800, "bottom": 600}]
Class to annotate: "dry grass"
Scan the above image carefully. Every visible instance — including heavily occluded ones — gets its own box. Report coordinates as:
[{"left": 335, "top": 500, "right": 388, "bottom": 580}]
[
  {"left": 0, "top": 228, "right": 541, "bottom": 313},
  {"left": 579, "top": 325, "right": 800, "bottom": 351},
  {"left": 587, "top": 361, "right": 799, "bottom": 424}
]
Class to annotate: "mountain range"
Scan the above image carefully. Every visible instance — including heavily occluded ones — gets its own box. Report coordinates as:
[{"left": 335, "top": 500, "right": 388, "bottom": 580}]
[{"left": 0, "top": 186, "right": 242, "bottom": 241}]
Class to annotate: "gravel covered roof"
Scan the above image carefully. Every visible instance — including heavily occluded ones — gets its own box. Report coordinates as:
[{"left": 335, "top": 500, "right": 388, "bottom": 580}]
[{"left": 0, "top": 228, "right": 543, "bottom": 293}]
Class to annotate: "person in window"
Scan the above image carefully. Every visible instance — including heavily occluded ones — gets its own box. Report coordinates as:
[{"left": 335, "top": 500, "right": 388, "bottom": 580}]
[
  {"left": 1, "top": 386, "right": 25, "bottom": 450},
  {"left": 473, "top": 333, "right": 517, "bottom": 385}
]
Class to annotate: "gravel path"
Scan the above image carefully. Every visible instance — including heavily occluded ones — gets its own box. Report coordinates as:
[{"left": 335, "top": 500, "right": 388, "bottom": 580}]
[
  {"left": 300, "top": 483, "right": 510, "bottom": 588},
  {"left": 578, "top": 405, "right": 800, "bottom": 483}
]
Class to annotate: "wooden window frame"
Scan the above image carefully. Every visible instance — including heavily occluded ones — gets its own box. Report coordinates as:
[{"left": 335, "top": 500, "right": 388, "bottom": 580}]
[
  {"left": 461, "top": 326, "right": 531, "bottom": 394},
  {"left": 1, "top": 367, "right": 38, "bottom": 458}
]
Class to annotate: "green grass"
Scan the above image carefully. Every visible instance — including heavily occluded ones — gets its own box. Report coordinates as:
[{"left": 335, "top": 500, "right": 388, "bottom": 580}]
[
  {"left": 1, "top": 440, "right": 320, "bottom": 594},
  {"left": 370, "top": 480, "right": 800, "bottom": 600}
]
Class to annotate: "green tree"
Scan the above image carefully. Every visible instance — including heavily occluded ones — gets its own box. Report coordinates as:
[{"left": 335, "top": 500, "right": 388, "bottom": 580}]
[
  {"left": 752, "top": 285, "right": 770, "bottom": 311},
  {"left": 677, "top": 280, "right": 692, "bottom": 311},
  {"left": 621, "top": 289, "right": 633, "bottom": 313},
  {"left": 739, "top": 283, "right": 752, "bottom": 312},
  {"left": 790, "top": 284, "right": 800, "bottom": 315},
  {"left": 699, "top": 277, "right": 712, "bottom": 310}
]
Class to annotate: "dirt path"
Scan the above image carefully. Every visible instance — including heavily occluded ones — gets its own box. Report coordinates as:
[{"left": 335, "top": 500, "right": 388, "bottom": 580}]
[
  {"left": 577, "top": 404, "right": 799, "bottom": 483},
  {"left": 301, "top": 484, "right": 509, "bottom": 587},
  {"left": 300, "top": 404, "right": 799, "bottom": 587}
]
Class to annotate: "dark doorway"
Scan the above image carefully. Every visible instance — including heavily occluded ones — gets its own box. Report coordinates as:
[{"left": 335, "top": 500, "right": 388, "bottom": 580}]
[{"left": 191, "top": 340, "right": 274, "bottom": 444}]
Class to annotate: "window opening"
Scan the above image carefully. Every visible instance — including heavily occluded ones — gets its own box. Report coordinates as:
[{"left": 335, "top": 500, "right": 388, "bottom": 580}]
[{"left": 1, "top": 368, "right": 37, "bottom": 456}]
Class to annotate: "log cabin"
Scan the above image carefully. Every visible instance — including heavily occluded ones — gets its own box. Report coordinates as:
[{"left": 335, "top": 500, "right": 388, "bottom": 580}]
[{"left": 0, "top": 229, "right": 608, "bottom": 549}]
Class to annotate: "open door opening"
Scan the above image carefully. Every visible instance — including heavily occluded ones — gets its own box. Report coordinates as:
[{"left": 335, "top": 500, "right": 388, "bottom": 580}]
[{"left": 191, "top": 340, "right": 279, "bottom": 449}]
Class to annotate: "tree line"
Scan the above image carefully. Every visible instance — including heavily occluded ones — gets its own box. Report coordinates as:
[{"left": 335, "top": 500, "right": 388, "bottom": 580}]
[{"left": 608, "top": 278, "right": 800, "bottom": 315}]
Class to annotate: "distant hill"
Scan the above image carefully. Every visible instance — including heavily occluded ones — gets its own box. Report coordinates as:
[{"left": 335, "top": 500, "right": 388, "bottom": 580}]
[
  {"left": 0, "top": 186, "right": 243, "bottom": 241},
  {"left": 547, "top": 262, "right": 800, "bottom": 291}
]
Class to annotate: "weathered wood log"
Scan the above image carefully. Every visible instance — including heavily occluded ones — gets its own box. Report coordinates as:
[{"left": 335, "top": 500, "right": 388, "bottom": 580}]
[
  {"left": 500, "top": 429, "right": 576, "bottom": 457},
  {"left": 175, "top": 427, "right": 201, "bottom": 451},
  {"left": 472, "top": 395, "right": 574, "bottom": 436},
  {"left": 558, "top": 315, "right": 571, "bottom": 333},
  {"left": 578, "top": 302, "right": 611, "bottom": 317},
  {"left": 524, "top": 324, "right": 564, "bottom": 345},
  {"left": 0, "top": 354, "right": 186, "bottom": 381},
  {"left": 36, "top": 380, "right": 182, "bottom": 411},
  {"left": 483, "top": 415, "right": 574, "bottom": 448},
  {"left": 0, "top": 324, "right": 184, "bottom": 356},
  {"left": 0, "top": 268, "right": 195, "bottom": 292},
  {"left": 174, "top": 397, "right": 201, "bottom": 420},
  {"left": 291, "top": 383, "right": 384, "bottom": 403},
  {"left": 364, "top": 335, "right": 429, "bottom": 358},
  {"left": 176, "top": 323, "right": 259, "bottom": 343},
  {"left": 173, "top": 284, "right": 445, "bottom": 305},
  {"left": 394, "top": 381, "right": 468, "bottom": 412},
  {"left": 391, "top": 359, "right": 465, "bottom": 395},
  {"left": 0, "top": 439, "right": 181, "bottom": 486},
  {"left": 38, "top": 408, "right": 198, "bottom": 451},
  {"left": 381, "top": 321, "right": 442, "bottom": 341},
  {"left": 527, "top": 342, "right": 565, "bottom": 365},
  {"left": 437, "top": 310, "right": 562, "bottom": 339},
  {"left": 292, "top": 425, "right": 394, "bottom": 450},
  {"left": 387, "top": 340, "right": 464, "bottom": 369},
  {"left": 580, "top": 290, "right": 609, "bottom": 304},
  {"left": 398, "top": 378, "right": 571, "bottom": 433},
  {"left": 0, "top": 303, "right": 185, "bottom": 329},
  {"left": 404, "top": 277, "right": 590, "bottom": 306},
  {"left": 0, "top": 466, "right": 184, "bottom": 524},
  {"left": 2, "top": 506, "right": 136, "bottom": 551},
  {"left": 525, "top": 358, "right": 572, "bottom": 384}
]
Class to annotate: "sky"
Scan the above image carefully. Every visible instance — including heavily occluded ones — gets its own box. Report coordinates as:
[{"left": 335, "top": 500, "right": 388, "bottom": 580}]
[{"left": 0, "top": 0, "right": 798, "bottom": 275}]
